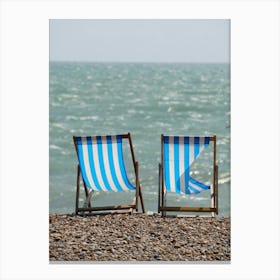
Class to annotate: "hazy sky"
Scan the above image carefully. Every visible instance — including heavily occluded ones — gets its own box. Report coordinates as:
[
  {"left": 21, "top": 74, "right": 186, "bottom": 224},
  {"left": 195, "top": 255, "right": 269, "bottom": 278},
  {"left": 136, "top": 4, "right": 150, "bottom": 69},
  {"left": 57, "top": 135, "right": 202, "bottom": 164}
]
[{"left": 50, "top": 19, "right": 230, "bottom": 63}]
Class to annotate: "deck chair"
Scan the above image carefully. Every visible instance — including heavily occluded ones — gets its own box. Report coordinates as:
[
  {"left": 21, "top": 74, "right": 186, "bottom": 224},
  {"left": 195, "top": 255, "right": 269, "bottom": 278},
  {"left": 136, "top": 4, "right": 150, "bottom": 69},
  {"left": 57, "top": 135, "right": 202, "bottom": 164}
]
[
  {"left": 158, "top": 135, "right": 218, "bottom": 216},
  {"left": 73, "top": 133, "right": 145, "bottom": 215}
]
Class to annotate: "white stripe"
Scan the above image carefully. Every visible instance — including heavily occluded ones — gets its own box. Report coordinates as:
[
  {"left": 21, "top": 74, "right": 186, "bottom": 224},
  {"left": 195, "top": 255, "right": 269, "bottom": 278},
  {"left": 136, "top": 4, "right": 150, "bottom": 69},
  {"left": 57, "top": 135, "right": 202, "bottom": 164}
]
[
  {"left": 81, "top": 137, "right": 96, "bottom": 190},
  {"left": 179, "top": 137, "right": 185, "bottom": 194},
  {"left": 189, "top": 180, "right": 204, "bottom": 193},
  {"left": 168, "top": 136, "right": 175, "bottom": 193},
  {"left": 188, "top": 188, "right": 195, "bottom": 194},
  {"left": 199, "top": 137, "right": 205, "bottom": 154},
  {"left": 189, "top": 137, "right": 195, "bottom": 165},
  {"left": 101, "top": 136, "right": 118, "bottom": 191},
  {"left": 111, "top": 136, "right": 130, "bottom": 191},
  {"left": 91, "top": 137, "right": 108, "bottom": 191}
]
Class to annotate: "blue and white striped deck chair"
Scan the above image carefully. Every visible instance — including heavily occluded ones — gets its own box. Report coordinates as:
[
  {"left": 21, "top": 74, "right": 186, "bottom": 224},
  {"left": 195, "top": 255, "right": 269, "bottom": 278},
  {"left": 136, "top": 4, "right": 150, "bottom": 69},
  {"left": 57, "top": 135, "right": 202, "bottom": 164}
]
[
  {"left": 158, "top": 135, "right": 218, "bottom": 216},
  {"left": 73, "top": 133, "right": 145, "bottom": 214}
]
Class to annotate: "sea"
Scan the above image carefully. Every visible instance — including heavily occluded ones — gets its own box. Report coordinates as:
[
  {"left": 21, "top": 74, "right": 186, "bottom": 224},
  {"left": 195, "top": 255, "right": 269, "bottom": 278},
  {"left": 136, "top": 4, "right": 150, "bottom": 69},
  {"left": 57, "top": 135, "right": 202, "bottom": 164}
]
[{"left": 49, "top": 62, "right": 230, "bottom": 216}]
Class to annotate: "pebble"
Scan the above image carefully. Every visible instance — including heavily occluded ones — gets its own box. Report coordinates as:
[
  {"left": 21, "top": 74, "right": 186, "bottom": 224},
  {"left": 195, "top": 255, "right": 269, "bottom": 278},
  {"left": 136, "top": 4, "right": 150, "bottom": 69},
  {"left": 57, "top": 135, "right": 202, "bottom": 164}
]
[{"left": 49, "top": 214, "right": 230, "bottom": 261}]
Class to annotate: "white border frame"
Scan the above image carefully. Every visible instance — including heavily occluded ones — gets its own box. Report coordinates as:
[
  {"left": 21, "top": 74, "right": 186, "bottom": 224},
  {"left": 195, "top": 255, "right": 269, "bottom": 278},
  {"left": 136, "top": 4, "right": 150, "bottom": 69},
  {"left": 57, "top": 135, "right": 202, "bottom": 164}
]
[{"left": 1, "top": 1, "right": 279, "bottom": 279}]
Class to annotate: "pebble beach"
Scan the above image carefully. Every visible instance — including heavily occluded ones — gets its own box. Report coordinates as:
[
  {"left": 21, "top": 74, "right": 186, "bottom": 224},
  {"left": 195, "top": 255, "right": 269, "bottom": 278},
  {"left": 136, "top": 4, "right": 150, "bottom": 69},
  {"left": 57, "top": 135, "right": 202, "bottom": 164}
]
[{"left": 49, "top": 214, "right": 230, "bottom": 262}]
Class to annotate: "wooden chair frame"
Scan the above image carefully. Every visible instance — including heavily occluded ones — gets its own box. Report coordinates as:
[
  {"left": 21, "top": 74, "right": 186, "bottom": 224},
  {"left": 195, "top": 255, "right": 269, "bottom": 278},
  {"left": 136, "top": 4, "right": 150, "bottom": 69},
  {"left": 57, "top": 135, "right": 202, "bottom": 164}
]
[
  {"left": 158, "top": 135, "right": 218, "bottom": 216},
  {"left": 73, "top": 133, "right": 145, "bottom": 215}
]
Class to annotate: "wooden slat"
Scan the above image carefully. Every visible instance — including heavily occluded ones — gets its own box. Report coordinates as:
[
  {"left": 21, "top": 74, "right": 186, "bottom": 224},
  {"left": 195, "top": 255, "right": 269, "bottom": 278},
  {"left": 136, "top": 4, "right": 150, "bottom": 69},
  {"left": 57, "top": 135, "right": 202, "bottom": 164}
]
[
  {"left": 160, "top": 206, "right": 217, "bottom": 213},
  {"left": 120, "top": 133, "right": 129, "bottom": 139},
  {"left": 77, "top": 204, "right": 136, "bottom": 212}
]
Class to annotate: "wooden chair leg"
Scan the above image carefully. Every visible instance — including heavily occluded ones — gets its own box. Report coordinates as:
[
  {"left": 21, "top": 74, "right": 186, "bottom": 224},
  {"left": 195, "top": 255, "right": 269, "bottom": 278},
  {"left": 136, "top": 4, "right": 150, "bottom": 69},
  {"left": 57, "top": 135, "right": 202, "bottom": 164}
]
[
  {"left": 158, "top": 164, "right": 161, "bottom": 213},
  {"left": 75, "top": 166, "right": 80, "bottom": 215},
  {"left": 82, "top": 179, "right": 92, "bottom": 208},
  {"left": 161, "top": 170, "right": 166, "bottom": 217},
  {"left": 135, "top": 162, "right": 139, "bottom": 212},
  {"left": 139, "top": 186, "right": 145, "bottom": 213},
  {"left": 215, "top": 165, "right": 219, "bottom": 215}
]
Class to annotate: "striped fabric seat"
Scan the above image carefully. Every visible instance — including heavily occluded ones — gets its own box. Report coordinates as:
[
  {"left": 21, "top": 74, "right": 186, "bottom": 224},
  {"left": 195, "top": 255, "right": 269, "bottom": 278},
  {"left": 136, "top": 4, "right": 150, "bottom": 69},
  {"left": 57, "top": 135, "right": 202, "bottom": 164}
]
[
  {"left": 158, "top": 134, "right": 218, "bottom": 216},
  {"left": 75, "top": 135, "right": 135, "bottom": 192},
  {"left": 73, "top": 133, "right": 145, "bottom": 214},
  {"left": 163, "top": 136, "right": 210, "bottom": 195}
]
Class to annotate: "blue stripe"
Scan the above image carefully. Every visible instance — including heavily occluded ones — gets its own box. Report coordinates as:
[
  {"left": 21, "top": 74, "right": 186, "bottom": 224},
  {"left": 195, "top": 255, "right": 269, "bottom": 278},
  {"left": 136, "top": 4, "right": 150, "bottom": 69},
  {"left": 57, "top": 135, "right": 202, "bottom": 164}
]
[
  {"left": 106, "top": 136, "right": 123, "bottom": 191},
  {"left": 184, "top": 137, "right": 190, "bottom": 194},
  {"left": 173, "top": 136, "right": 180, "bottom": 193},
  {"left": 116, "top": 135, "right": 135, "bottom": 190},
  {"left": 204, "top": 136, "right": 210, "bottom": 148},
  {"left": 76, "top": 137, "right": 92, "bottom": 190},
  {"left": 190, "top": 177, "right": 210, "bottom": 190},
  {"left": 163, "top": 136, "right": 171, "bottom": 191},
  {"left": 194, "top": 137, "right": 200, "bottom": 144},
  {"left": 86, "top": 137, "right": 102, "bottom": 191},
  {"left": 96, "top": 136, "right": 112, "bottom": 191}
]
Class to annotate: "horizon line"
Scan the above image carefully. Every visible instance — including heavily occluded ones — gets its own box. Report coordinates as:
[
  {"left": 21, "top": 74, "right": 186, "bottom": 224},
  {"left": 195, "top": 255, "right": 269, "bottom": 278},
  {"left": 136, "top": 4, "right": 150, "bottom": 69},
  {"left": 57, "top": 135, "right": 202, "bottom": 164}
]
[{"left": 49, "top": 60, "right": 230, "bottom": 64}]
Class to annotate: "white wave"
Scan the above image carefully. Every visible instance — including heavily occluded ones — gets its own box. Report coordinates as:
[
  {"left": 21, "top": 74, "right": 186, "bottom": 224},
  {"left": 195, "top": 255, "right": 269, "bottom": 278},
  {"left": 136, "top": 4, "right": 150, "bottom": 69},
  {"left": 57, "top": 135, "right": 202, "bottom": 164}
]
[
  {"left": 61, "top": 93, "right": 79, "bottom": 98},
  {"left": 218, "top": 177, "right": 230, "bottom": 184},
  {"left": 65, "top": 115, "right": 99, "bottom": 121},
  {"left": 50, "top": 145, "right": 62, "bottom": 150},
  {"left": 50, "top": 102, "right": 61, "bottom": 107},
  {"left": 189, "top": 196, "right": 208, "bottom": 201},
  {"left": 80, "top": 116, "right": 99, "bottom": 121},
  {"left": 128, "top": 98, "right": 142, "bottom": 104},
  {"left": 200, "top": 75, "right": 208, "bottom": 82},
  {"left": 52, "top": 123, "right": 66, "bottom": 129}
]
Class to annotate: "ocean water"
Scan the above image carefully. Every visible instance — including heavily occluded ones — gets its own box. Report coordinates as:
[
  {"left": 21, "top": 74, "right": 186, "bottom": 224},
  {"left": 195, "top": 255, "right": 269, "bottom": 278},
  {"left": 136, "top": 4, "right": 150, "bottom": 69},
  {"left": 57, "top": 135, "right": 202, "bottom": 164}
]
[{"left": 49, "top": 62, "right": 230, "bottom": 216}]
